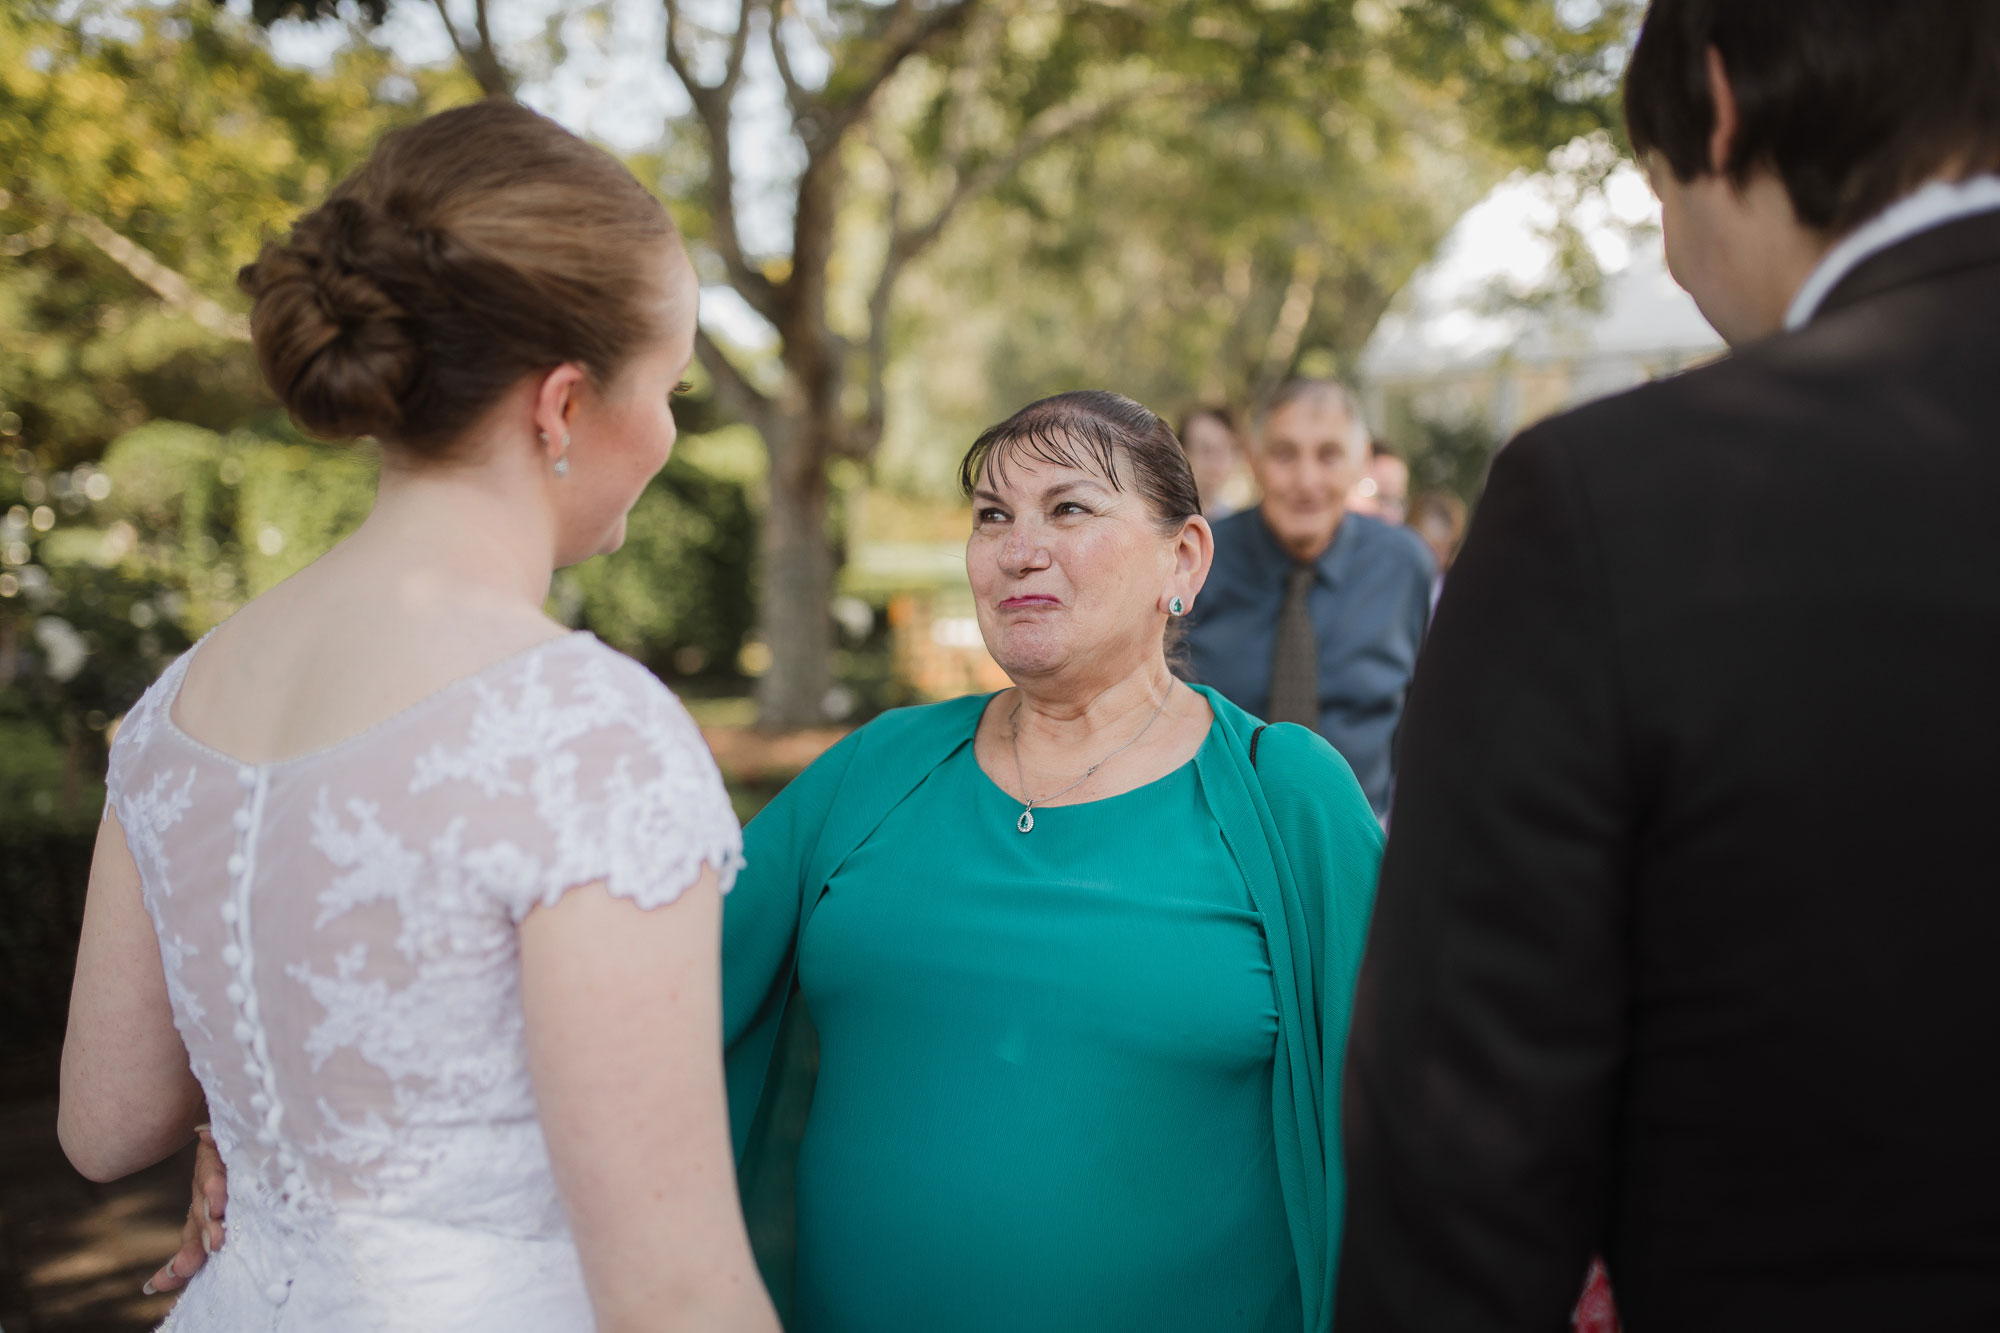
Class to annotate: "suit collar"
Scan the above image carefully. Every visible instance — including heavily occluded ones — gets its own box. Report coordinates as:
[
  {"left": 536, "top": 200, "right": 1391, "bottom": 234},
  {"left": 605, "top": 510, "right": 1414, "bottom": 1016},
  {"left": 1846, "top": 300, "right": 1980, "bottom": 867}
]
[{"left": 1813, "top": 206, "right": 2000, "bottom": 324}]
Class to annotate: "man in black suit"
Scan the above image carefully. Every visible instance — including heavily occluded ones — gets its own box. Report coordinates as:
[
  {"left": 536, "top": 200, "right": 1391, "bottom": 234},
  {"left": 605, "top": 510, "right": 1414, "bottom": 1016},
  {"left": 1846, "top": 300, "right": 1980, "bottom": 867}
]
[{"left": 1337, "top": 3, "right": 2000, "bottom": 1329}]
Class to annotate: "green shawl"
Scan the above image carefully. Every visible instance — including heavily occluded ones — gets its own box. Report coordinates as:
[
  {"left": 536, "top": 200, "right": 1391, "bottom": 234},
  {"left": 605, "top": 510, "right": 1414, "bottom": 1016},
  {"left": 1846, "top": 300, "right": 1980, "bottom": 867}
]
[{"left": 721, "top": 685, "right": 1383, "bottom": 1331}]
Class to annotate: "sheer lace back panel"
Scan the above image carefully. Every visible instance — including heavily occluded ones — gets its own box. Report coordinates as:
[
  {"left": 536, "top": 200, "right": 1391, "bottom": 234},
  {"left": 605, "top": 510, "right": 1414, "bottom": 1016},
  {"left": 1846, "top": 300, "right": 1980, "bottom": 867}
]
[{"left": 105, "top": 633, "right": 742, "bottom": 1321}]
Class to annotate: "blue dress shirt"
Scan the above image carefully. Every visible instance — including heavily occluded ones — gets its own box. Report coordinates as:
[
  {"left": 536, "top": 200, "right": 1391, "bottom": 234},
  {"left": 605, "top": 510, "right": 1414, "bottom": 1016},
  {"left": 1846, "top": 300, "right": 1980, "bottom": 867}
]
[{"left": 1185, "top": 509, "right": 1435, "bottom": 815}]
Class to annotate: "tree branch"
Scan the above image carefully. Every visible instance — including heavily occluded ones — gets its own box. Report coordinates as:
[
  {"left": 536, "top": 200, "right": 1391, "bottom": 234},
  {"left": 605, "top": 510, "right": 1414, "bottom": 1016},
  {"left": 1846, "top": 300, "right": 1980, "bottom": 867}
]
[
  {"left": 721, "top": 0, "right": 756, "bottom": 99},
  {"left": 853, "top": 146, "right": 910, "bottom": 452},
  {"left": 693, "top": 326, "right": 777, "bottom": 438},
  {"left": 66, "top": 215, "right": 250, "bottom": 342},
  {"left": 665, "top": 0, "right": 755, "bottom": 98},
  {"left": 662, "top": 0, "right": 701, "bottom": 93},
  {"left": 1253, "top": 243, "right": 1322, "bottom": 399},
  {"left": 430, "top": 0, "right": 514, "bottom": 98},
  {"left": 821, "top": 0, "right": 978, "bottom": 143},
  {"left": 665, "top": 0, "right": 786, "bottom": 325},
  {"left": 938, "top": 5, "right": 1004, "bottom": 164},
  {"left": 768, "top": 0, "right": 814, "bottom": 125},
  {"left": 893, "top": 83, "right": 1175, "bottom": 263},
  {"left": 829, "top": 82, "right": 1182, "bottom": 459}
]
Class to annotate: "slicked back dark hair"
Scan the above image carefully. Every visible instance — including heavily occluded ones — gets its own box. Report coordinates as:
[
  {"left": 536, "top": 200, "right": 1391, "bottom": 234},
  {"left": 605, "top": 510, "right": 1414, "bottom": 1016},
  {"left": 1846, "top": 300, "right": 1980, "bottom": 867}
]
[
  {"left": 958, "top": 390, "right": 1203, "bottom": 529},
  {"left": 1624, "top": 0, "right": 2000, "bottom": 235}
]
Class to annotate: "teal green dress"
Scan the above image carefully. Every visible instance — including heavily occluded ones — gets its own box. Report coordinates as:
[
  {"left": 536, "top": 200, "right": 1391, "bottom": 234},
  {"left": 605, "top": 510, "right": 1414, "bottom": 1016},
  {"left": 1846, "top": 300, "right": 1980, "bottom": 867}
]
[
  {"left": 797, "top": 727, "right": 1297, "bottom": 1332},
  {"left": 724, "top": 687, "right": 1383, "bottom": 1333}
]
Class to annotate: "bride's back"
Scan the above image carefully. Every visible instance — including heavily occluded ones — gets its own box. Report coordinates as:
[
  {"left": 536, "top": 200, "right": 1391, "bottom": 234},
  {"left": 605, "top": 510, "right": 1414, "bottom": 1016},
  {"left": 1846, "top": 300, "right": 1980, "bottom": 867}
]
[
  {"left": 113, "top": 625, "right": 734, "bottom": 1319},
  {"left": 69, "top": 100, "right": 776, "bottom": 1330}
]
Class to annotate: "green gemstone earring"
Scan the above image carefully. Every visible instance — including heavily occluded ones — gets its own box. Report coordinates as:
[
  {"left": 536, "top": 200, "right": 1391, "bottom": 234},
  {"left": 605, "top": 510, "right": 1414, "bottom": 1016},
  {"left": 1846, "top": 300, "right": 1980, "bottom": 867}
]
[{"left": 1169, "top": 597, "right": 1186, "bottom": 617}]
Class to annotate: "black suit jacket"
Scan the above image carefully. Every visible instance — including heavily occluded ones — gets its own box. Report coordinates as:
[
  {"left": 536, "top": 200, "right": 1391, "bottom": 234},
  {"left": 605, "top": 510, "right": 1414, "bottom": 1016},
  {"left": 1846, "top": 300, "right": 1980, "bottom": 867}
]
[{"left": 1337, "top": 211, "right": 2000, "bottom": 1332}]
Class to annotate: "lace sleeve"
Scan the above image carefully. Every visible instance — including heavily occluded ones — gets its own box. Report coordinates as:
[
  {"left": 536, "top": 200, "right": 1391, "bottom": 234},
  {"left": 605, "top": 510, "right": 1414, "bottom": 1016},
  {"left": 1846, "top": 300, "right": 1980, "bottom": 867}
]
[
  {"left": 103, "top": 646, "right": 195, "bottom": 827},
  {"left": 413, "top": 643, "right": 744, "bottom": 924}
]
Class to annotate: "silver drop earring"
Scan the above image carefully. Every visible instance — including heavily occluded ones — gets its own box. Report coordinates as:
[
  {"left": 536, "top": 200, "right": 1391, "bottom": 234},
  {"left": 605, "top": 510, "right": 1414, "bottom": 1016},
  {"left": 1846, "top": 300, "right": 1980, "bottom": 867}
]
[
  {"left": 553, "top": 433, "right": 571, "bottom": 478},
  {"left": 1169, "top": 597, "right": 1186, "bottom": 617}
]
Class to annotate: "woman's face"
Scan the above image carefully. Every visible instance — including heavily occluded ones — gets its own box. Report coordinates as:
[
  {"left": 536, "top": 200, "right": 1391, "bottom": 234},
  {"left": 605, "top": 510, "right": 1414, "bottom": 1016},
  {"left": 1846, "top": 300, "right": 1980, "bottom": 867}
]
[
  {"left": 967, "top": 446, "right": 1207, "bottom": 686},
  {"left": 552, "top": 244, "right": 698, "bottom": 567}
]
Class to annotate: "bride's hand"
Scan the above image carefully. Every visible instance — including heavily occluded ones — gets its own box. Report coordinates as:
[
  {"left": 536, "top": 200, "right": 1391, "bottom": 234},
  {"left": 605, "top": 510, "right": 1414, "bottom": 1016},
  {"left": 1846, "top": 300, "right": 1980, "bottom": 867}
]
[{"left": 144, "top": 1125, "right": 227, "bottom": 1295}]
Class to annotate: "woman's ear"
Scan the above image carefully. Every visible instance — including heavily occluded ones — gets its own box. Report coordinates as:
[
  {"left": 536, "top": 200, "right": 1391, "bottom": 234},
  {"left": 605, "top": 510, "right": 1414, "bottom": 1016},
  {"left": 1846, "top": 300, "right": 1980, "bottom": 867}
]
[
  {"left": 1166, "top": 515, "right": 1216, "bottom": 612},
  {"left": 531, "top": 363, "right": 588, "bottom": 468}
]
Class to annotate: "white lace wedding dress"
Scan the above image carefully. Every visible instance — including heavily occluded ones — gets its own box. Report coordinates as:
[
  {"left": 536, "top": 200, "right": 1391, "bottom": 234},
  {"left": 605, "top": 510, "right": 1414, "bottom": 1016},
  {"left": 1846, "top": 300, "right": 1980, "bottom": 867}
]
[{"left": 105, "top": 631, "right": 743, "bottom": 1331}]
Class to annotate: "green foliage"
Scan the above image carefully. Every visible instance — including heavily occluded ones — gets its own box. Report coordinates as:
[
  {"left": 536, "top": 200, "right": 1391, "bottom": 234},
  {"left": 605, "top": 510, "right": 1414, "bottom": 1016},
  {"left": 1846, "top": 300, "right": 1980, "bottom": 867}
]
[
  {"left": 236, "top": 439, "right": 382, "bottom": 595},
  {"left": 1388, "top": 0, "right": 1646, "bottom": 161},
  {"left": 1400, "top": 411, "right": 1501, "bottom": 506},
  {"left": 92, "top": 420, "right": 380, "bottom": 629},
  {"left": 863, "top": 2, "right": 1640, "bottom": 491},
  {"left": 0, "top": 0, "right": 466, "bottom": 461},
  {"left": 562, "top": 455, "right": 758, "bottom": 681}
]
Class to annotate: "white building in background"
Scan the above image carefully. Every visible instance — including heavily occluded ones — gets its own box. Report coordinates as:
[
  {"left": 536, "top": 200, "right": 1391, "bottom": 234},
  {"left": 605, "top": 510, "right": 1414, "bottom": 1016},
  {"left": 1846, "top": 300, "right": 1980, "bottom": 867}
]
[{"left": 1359, "top": 158, "right": 1724, "bottom": 443}]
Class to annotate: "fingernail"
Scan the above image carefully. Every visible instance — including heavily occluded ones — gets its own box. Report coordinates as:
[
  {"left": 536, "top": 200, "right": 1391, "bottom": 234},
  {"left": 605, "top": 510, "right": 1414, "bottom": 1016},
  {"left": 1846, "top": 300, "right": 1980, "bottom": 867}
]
[{"left": 142, "top": 1279, "right": 156, "bottom": 1296}]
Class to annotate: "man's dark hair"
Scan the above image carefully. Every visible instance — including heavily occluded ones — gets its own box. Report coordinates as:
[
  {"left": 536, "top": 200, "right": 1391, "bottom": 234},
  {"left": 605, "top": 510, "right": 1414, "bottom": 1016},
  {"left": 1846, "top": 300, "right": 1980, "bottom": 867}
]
[{"left": 1624, "top": 0, "right": 2000, "bottom": 235}]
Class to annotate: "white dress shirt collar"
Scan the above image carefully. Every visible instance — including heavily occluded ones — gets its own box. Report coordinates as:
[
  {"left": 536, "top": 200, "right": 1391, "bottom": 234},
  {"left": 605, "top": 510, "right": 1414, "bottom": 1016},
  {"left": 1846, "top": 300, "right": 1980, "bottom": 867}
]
[{"left": 1785, "top": 174, "right": 2000, "bottom": 331}]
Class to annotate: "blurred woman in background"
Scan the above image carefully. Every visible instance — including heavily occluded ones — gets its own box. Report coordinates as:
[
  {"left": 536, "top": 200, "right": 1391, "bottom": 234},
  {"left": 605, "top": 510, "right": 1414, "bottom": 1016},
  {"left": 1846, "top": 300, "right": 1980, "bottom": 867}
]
[
  {"left": 1178, "top": 403, "right": 1249, "bottom": 520},
  {"left": 1407, "top": 489, "right": 1468, "bottom": 607}
]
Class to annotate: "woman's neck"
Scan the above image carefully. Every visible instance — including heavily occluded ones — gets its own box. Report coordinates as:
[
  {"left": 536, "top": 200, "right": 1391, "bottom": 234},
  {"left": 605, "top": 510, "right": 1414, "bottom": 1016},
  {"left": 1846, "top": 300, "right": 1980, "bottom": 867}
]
[
  {"left": 1009, "top": 657, "right": 1180, "bottom": 750},
  {"left": 339, "top": 450, "right": 558, "bottom": 616}
]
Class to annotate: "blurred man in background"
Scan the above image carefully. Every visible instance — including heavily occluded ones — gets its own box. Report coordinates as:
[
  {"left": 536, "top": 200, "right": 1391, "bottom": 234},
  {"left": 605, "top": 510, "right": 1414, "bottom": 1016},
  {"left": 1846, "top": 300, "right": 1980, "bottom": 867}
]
[{"left": 1185, "top": 380, "right": 1433, "bottom": 817}]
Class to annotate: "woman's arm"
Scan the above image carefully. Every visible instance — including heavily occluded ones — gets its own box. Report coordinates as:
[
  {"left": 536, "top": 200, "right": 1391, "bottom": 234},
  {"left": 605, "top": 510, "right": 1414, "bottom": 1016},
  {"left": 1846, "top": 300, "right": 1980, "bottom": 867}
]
[
  {"left": 722, "top": 726, "right": 865, "bottom": 1139},
  {"left": 520, "top": 869, "right": 780, "bottom": 1333},
  {"left": 59, "top": 807, "right": 205, "bottom": 1182}
]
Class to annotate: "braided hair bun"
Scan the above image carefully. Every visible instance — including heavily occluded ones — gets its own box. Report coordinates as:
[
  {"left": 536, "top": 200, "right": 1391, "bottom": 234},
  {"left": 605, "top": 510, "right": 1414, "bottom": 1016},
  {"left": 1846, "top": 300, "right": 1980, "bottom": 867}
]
[{"left": 238, "top": 100, "right": 680, "bottom": 456}]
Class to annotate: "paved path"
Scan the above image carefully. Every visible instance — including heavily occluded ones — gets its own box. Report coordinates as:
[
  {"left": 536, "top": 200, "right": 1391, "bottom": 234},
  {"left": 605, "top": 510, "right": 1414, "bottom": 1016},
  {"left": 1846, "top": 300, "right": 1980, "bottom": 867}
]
[{"left": 0, "top": 1091, "right": 189, "bottom": 1333}]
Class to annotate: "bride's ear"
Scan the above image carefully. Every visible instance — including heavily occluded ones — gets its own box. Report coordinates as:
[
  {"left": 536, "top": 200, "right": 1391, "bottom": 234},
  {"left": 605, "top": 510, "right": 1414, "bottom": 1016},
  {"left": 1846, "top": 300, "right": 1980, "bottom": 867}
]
[{"left": 530, "top": 364, "right": 587, "bottom": 457}]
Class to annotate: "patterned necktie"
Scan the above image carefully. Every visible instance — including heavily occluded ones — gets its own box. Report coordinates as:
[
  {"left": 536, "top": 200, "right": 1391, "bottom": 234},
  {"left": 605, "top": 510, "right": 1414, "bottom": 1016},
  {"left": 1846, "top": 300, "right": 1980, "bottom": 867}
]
[{"left": 1267, "top": 562, "right": 1320, "bottom": 727}]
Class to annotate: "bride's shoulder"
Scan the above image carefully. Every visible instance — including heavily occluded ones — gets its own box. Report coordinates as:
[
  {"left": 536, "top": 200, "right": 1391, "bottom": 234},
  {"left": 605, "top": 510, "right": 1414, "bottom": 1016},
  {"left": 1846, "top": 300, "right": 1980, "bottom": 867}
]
[
  {"left": 524, "top": 633, "right": 711, "bottom": 756},
  {"left": 544, "top": 632, "right": 687, "bottom": 710},
  {"left": 455, "top": 634, "right": 741, "bottom": 916}
]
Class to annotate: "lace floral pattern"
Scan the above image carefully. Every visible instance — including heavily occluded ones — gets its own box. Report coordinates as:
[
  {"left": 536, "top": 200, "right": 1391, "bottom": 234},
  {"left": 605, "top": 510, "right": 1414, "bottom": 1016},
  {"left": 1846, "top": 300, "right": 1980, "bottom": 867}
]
[{"left": 107, "top": 633, "right": 741, "bottom": 1329}]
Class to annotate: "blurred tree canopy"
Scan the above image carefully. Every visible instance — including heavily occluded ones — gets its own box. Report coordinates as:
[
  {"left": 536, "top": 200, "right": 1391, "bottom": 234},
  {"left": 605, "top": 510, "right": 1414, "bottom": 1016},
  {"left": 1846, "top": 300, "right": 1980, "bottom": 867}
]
[
  {"left": 241, "top": 0, "right": 1641, "bottom": 726},
  {"left": 0, "top": 0, "right": 462, "bottom": 459}
]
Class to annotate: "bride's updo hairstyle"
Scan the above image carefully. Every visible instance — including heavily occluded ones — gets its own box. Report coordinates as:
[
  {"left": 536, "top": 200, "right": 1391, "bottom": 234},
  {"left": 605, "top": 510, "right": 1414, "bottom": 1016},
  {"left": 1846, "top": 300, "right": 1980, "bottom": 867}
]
[{"left": 238, "top": 100, "right": 680, "bottom": 456}]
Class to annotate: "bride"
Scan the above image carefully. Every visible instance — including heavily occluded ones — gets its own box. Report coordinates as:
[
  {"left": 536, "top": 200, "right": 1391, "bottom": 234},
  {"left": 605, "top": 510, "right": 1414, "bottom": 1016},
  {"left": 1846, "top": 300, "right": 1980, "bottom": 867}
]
[{"left": 56, "top": 100, "right": 778, "bottom": 1332}]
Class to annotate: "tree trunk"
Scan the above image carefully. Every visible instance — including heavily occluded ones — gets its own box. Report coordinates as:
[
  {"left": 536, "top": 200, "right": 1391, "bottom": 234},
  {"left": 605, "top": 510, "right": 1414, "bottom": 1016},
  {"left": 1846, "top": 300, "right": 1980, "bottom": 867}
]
[{"left": 754, "top": 439, "right": 836, "bottom": 730}]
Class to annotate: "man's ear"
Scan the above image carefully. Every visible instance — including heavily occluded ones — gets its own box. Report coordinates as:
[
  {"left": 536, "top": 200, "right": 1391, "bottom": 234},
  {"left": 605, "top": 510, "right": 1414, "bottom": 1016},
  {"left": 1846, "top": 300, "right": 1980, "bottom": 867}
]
[{"left": 1705, "top": 45, "right": 1741, "bottom": 177}]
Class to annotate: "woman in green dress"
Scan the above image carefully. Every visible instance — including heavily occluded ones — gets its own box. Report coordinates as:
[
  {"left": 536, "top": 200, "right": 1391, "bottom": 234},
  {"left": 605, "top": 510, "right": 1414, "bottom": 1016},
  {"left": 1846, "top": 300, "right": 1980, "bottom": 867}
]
[{"left": 725, "top": 390, "right": 1383, "bottom": 1333}]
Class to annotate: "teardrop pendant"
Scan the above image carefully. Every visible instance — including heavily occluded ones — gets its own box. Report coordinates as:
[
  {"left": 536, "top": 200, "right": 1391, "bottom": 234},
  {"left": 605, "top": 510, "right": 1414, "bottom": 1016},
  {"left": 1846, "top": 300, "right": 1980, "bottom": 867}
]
[{"left": 1016, "top": 809, "right": 1035, "bottom": 834}]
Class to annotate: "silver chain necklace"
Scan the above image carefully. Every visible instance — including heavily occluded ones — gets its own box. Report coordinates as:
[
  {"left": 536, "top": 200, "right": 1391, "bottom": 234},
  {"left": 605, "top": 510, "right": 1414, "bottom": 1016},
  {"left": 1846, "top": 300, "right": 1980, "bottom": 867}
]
[{"left": 1006, "top": 691, "right": 1171, "bottom": 833}]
